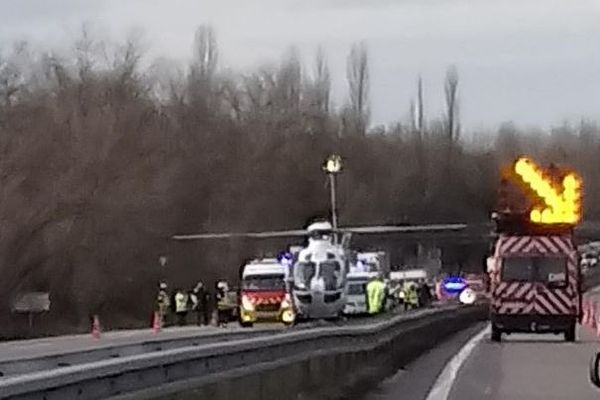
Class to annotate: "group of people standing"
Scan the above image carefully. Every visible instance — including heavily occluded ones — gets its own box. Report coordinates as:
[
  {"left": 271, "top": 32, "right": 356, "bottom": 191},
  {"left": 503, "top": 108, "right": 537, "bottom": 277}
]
[
  {"left": 156, "top": 281, "right": 216, "bottom": 327},
  {"left": 369, "top": 278, "right": 432, "bottom": 314}
]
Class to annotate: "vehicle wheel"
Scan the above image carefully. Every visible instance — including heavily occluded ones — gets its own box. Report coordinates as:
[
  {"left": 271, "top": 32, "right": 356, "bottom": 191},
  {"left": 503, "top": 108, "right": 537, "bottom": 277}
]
[
  {"left": 564, "top": 323, "right": 576, "bottom": 342},
  {"left": 491, "top": 325, "right": 502, "bottom": 342},
  {"left": 239, "top": 321, "right": 253, "bottom": 328}
]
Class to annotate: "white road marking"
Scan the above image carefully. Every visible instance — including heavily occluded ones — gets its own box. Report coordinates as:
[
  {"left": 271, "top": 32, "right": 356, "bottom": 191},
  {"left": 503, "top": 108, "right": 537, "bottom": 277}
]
[{"left": 425, "top": 325, "right": 488, "bottom": 400}]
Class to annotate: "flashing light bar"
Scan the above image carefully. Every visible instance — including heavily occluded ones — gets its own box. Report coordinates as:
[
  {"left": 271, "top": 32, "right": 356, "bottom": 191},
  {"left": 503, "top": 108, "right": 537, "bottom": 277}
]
[{"left": 513, "top": 157, "right": 582, "bottom": 225}]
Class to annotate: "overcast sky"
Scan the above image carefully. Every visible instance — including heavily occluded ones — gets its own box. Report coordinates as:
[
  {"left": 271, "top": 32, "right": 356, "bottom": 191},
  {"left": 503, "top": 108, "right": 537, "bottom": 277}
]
[{"left": 1, "top": 0, "right": 600, "bottom": 130}]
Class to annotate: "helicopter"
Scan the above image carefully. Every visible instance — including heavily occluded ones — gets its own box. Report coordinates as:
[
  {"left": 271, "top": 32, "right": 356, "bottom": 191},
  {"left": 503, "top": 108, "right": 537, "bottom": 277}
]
[{"left": 172, "top": 219, "right": 466, "bottom": 320}]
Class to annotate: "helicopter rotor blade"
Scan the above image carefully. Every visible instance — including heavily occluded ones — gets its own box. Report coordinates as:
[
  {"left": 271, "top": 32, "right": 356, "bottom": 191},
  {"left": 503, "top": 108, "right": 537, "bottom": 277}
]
[
  {"left": 337, "top": 224, "right": 467, "bottom": 234},
  {"left": 172, "top": 229, "right": 308, "bottom": 241}
]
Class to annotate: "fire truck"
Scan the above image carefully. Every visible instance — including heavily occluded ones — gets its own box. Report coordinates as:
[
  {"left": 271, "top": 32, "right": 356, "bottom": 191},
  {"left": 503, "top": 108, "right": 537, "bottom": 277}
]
[{"left": 487, "top": 157, "right": 583, "bottom": 342}]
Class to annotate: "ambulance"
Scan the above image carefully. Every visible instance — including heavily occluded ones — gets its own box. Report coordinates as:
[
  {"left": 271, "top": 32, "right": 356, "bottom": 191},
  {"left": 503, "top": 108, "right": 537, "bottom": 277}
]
[{"left": 239, "top": 258, "right": 295, "bottom": 327}]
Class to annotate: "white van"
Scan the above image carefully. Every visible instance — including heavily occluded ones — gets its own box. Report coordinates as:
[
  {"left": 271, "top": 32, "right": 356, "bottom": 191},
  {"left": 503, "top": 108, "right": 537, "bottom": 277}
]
[{"left": 343, "top": 271, "right": 378, "bottom": 315}]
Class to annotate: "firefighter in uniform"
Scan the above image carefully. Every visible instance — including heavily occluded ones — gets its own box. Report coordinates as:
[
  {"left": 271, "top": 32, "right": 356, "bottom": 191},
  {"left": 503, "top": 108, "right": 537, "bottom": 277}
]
[
  {"left": 191, "top": 281, "right": 211, "bottom": 326},
  {"left": 156, "top": 282, "right": 170, "bottom": 326},
  {"left": 366, "top": 274, "right": 385, "bottom": 314},
  {"left": 417, "top": 280, "right": 432, "bottom": 308},
  {"left": 403, "top": 282, "right": 419, "bottom": 311},
  {"left": 215, "top": 280, "right": 231, "bottom": 327}
]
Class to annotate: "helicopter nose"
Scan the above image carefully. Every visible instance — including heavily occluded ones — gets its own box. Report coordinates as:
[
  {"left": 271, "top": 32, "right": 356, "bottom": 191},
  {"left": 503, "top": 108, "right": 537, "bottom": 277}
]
[{"left": 311, "top": 277, "right": 325, "bottom": 292}]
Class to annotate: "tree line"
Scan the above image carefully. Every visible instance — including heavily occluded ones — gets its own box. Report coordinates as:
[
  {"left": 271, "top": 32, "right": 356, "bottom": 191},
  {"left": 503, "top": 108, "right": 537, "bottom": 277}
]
[{"left": 0, "top": 26, "right": 598, "bottom": 335}]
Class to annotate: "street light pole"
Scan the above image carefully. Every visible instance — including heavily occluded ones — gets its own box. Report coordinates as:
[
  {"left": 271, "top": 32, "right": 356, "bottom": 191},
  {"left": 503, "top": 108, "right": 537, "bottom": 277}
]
[
  {"left": 323, "top": 155, "right": 342, "bottom": 244},
  {"left": 329, "top": 172, "right": 338, "bottom": 232}
]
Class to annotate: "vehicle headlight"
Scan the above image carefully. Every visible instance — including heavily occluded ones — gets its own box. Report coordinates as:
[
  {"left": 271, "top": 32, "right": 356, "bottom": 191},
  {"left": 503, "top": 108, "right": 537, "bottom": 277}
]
[
  {"left": 281, "top": 294, "right": 292, "bottom": 309},
  {"left": 459, "top": 288, "right": 476, "bottom": 305},
  {"left": 295, "top": 282, "right": 306, "bottom": 290},
  {"left": 282, "top": 309, "right": 295, "bottom": 323},
  {"left": 241, "top": 295, "right": 255, "bottom": 311}
]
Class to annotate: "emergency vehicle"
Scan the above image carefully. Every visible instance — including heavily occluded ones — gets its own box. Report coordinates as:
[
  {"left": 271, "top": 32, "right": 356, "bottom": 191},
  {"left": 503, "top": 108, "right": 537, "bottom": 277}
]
[
  {"left": 344, "top": 251, "right": 390, "bottom": 314},
  {"left": 487, "top": 157, "right": 582, "bottom": 342},
  {"left": 239, "top": 258, "right": 295, "bottom": 327},
  {"left": 344, "top": 271, "right": 375, "bottom": 315}
]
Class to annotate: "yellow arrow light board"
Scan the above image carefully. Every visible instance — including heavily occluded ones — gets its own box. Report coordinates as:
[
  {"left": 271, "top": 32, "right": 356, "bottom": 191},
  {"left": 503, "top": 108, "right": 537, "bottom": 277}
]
[{"left": 513, "top": 157, "right": 582, "bottom": 225}]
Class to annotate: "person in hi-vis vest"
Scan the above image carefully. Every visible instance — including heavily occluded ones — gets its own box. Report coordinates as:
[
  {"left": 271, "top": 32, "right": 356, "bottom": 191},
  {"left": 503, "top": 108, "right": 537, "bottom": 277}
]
[{"left": 366, "top": 274, "right": 385, "bottom": 314}]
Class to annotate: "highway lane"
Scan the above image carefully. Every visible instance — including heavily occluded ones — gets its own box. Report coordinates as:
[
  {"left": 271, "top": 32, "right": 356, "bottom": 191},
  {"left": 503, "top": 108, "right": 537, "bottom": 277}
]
[
  {"left": 363, "top": 322, "right": 599, "bottom": 400},
  {"left": 362, "top": 293, "right": 600, "bottom": 400},
  {"left": 445, "top": 325, "right": 599, "bottom": 399},
  {"left": 444, "top": 289, "right": 600, "bottom": 400}
]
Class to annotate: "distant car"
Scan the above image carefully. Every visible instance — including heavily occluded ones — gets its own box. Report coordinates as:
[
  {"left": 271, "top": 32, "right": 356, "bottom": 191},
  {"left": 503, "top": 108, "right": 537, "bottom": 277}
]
[{"left": 581, "top": 253, "right": 598, "bottom": 269}]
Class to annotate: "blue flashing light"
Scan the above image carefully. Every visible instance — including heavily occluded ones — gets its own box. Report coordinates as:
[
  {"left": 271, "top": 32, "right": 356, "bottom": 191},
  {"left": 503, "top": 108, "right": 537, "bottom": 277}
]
[
  {"left": 442, "top": 276, "right": 467, "bottom": 294},
  {"left": 278, "top": 251, "right": 294, "bottom": 267}
]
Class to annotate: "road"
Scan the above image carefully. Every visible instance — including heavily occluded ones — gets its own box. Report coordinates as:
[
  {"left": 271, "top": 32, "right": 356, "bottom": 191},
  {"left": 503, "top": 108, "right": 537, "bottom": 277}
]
[
  {"left": 363, "top": 294, "right": 600, "bottom": 400},
  {"left": 445, "top": 326, "right": 599, "bottom": 400}
]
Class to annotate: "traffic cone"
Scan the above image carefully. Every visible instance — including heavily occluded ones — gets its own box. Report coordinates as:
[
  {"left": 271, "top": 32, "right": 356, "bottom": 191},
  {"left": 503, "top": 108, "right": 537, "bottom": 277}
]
[
  {"left": 152, "top": 311, "right": 162, "bottom": 334},
  {"left": 583, "top": 300, "right": 590, "bottom": 326},
  {"left": 591, "top": 304, "right": 597, "bottom": 330},
  {"left": 91, "top": 315, "right": 101, "bottom": 339}
]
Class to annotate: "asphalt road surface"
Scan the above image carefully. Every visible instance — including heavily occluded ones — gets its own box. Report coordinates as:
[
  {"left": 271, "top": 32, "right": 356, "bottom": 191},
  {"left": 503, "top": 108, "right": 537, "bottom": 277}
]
[
  {"left": 445, "top": 324, "right": 599, "bottom": 399},
  {"left": 364, "top": 295, "right": 600, "bottom": 400}
]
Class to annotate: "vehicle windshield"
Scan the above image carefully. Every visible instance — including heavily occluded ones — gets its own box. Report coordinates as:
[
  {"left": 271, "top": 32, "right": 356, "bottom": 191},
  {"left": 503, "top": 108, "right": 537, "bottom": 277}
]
[
  {"left": 319, "top": 260, "right": 343, "bottom": 290},
  {"left": 347, "top": 282, "right": 366, "bottom": 295},
  {"left": 242, "top": 274, "right": 285, "bottom": 291},
  {"left": 502, "top": 256, "right": 567, "bottom": 284},
  {"left": 294, "top": 262, "right": 316, "bottom": 288},
  {"left": 356, "top": 261, "right": 379, "bottom": 272}
]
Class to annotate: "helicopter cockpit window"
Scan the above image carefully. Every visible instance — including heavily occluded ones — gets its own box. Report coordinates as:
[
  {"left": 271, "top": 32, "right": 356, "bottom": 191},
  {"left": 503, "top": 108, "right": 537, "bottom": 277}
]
[
  {"left": 309, "top": 229, "right": 332, "bottom": 241},
  {"left": 295, "top": 261, "right": 316, "bottom": 289},
  {"left": 319, "top": 260, "right": 343, "bottom": 290}
]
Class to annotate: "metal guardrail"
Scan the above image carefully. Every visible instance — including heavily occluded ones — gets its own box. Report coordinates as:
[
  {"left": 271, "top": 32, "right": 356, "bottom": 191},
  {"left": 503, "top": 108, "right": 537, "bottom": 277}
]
[
  {"left": 0, "top": 327, "right": 282, "bottom": 377},
  {"left": 0, "top": 305, "right": 483, "bottom": 400}
]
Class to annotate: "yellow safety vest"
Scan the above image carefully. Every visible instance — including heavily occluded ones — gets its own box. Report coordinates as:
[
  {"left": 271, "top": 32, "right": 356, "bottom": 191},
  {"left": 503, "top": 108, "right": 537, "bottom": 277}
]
[
  {"left": 175, "top": 292, "right": 188, "bottom": 313},
  {"left": 157, "top": 290, "right": 170, "bottom": 312},
  {"left": 367, "top": 280, "right": 384, "bottom": 314},
  {"left": 405, "top": 285, "right": 418, "bottom": 306}
]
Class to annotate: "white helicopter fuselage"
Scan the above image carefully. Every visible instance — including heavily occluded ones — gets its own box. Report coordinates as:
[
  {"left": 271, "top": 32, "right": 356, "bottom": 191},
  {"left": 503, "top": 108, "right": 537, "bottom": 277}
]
[{"left": 292, "top": 236, "right": 348, "bottom": 319}]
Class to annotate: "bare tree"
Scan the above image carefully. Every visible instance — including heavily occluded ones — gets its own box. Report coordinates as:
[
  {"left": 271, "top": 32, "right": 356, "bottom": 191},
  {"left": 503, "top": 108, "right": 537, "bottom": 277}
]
[
  {"left": 314, "top": 46, "right": 330, "bottom": 114},
  {"left": 276, "top": 47, "right": 302, "bottom": 112},
  {"left": 416, "top": 76, "right": 424, "bottom": 137},
  {"left": 191, "top": 25, "right": 218, "bottom": 80},
  {"left": 345, "top": 42, "right": 370, "bottom": 135},
  {"left": 0, "top": 43, "right": 29, "bottom": 107},
  {"left": 188, "top": 25, "right": 219, "bottom": 112},
  {"left": 409, "top": 77, "right": 425, "bottom": 138},
  {"left": 444, "top": 65, "right": 459, "bottom": 142}
]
